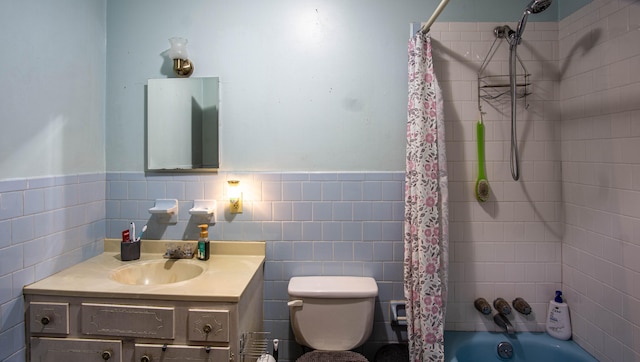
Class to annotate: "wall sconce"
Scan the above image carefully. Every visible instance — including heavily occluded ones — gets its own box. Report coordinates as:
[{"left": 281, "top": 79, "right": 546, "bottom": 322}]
[
  {"left": 228, "top": 180, "right": 243, "bottom": 214},
  {"left": 168, "top": 37, "right": 194, "bottom": 77}
]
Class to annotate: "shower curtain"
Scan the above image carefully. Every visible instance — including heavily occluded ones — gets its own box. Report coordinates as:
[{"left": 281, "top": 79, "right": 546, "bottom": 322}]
[{"left": 404, "top": 31, "right": 449, "bottom": 362}]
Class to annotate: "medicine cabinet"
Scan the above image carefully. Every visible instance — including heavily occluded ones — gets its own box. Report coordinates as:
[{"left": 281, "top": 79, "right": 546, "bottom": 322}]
[{"left": 147, "top": 77, "right": 220, "bottom": 172}]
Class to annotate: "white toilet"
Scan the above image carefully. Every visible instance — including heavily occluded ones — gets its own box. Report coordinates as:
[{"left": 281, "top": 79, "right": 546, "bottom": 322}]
[{"left": 287, "top": 276, "right": 378, "bottom": 353}]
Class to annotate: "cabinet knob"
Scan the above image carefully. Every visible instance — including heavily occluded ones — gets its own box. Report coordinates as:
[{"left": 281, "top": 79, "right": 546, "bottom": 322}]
[
  {"left": 40, "top": 316, "right": 51, "bottom": 325},
  {"left": 141, "top": 355, "right": 151, "bottom": 362},
  {"left": 203, "top": 323, "right": 212, "bottom": 334},
  {"left": 101, "top": 350, "right": 112, "bottom": 360}
]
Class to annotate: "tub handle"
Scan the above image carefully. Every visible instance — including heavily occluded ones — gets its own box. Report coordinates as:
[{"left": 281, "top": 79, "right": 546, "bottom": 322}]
[{"left": 288, "top": 300, "right": 303, "bottom": 307}]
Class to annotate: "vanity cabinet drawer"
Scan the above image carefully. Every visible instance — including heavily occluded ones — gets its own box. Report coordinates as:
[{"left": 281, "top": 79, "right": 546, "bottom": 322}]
[
  {"left": 31, "top": 337, "right": 122, "bottom": 361},
  {"left": 81, "top": 303, "right": 174, "bottom": 339},
  {"left": 29, "top": 302, "right": 69, "bottom": 335},
  {"left": 188, "top": 309, "right": 230, "bottom": 342},
  {"left": 135, "top": 343, "right": 230, "bottom": 362}
]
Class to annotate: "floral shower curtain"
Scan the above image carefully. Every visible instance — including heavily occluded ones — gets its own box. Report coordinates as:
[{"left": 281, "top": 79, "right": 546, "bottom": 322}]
[{"left": 404, "top": 31, "right": 449, "bottom": 362}]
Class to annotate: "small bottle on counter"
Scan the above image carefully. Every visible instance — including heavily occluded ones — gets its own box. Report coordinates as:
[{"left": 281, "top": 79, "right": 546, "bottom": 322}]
[{"left": 197, "top": 224, "right": 210, "bottom": 261}]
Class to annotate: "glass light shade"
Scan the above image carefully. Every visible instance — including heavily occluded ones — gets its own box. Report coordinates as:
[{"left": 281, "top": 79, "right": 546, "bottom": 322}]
[
  {"left": 228, "top": 180, "right": 240, "bottom": 202},
  {"left": 168, "top": 37, "right": 189, "bottom": 60}
]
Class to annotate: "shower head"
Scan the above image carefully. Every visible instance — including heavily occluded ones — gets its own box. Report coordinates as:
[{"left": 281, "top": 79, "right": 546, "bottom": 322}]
[
  {"left": 527, "top": 0, "right": 552, "bottom": 14},
  {"left": 514, "top": 0, "right": 552, "bottom": 44}
]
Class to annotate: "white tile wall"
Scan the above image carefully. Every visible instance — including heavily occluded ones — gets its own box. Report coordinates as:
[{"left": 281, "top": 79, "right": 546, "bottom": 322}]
[
  {"left": 0, "top": 173, "right": 105, "bottom": 361},
  {"left": 432, "top": 21, "right": 562, "bottom": 334},
  {"left": 560, "top": 0, "right": 640, "bottom": 361}
]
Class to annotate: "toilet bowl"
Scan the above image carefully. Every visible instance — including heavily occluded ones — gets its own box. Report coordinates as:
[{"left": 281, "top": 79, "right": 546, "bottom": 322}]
[{"left": 287, "top": 276, "right": 378, "bottom": 351}]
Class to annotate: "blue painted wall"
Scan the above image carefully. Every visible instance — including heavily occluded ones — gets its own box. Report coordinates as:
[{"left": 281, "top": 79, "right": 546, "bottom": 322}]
[
  {"left": 0, "top": 1, "right": 106, "bottom": 180},
  {"left": 105, "top": 0, "right": 590, "bottom": 172}
]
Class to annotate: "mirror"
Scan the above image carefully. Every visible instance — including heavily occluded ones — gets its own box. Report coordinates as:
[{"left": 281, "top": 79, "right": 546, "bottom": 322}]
[{"left": 147, "top": 77, "right": 219, "bottom": 171}]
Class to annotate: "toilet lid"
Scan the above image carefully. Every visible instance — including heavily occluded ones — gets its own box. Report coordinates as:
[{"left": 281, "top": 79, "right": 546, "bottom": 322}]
[{"left": 288, "top": 276, "right": 378, "bottom": 298}]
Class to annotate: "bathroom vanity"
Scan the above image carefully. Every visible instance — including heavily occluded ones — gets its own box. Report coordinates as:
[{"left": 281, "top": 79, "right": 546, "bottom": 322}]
[{"left": 23, "top": 240, "right": 265, "bottom": 362}]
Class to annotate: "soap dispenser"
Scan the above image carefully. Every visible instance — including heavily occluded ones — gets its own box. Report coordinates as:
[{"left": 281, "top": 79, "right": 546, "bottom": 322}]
[
  {"left": 546, "top": 290, "right": 571, "bottom": 340},
  {"left": 197, "top": 224, "right": 210, "bottom": 261}
]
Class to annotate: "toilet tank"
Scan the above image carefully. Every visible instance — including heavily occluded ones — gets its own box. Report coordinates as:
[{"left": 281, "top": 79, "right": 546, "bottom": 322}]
[{"left": 287, "top": 276, "right": 378, "bottom": 351}]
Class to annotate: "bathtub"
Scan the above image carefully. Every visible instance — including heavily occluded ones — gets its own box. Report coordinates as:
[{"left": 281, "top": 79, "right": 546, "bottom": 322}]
[{"left": 444, "top": 331, "right": 598, "bottom": 362}]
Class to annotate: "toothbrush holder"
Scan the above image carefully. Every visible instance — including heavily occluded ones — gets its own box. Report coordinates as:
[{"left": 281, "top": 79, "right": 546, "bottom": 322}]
[{"left": 121, "top": 241, "right": 141, "bottom": 261}]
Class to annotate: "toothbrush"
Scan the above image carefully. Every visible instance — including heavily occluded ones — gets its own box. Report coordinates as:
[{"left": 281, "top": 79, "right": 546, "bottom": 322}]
[{"left": 135, "top": 224, "right": 147, "bottom": 242}]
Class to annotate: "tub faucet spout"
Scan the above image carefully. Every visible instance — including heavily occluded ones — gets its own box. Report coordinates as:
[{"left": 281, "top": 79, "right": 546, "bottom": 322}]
[{"left": 493, "top": 313, "right": 515, "bottom": 335}]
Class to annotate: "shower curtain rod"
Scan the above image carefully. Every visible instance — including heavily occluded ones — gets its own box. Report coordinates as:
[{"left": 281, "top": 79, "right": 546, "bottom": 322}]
[{"left": 420, "top": 0, "right": 451, "bottom": 34}]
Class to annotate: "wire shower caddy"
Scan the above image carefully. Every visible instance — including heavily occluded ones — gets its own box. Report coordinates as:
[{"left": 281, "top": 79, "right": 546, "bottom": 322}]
[{"left": 477, "top": 25, "right": 532, "bottom": 115}]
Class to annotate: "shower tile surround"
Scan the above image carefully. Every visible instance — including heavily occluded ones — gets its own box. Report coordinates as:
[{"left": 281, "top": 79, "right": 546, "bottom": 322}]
[
  {"left": 3, "top": 2, "right": 640, "bottom": 361},
  {"left": 559, "top": 1, "right": 640, "bottom": 361},
  {"left": 426, "top": 20, "right": 563, "bottom": 337}
]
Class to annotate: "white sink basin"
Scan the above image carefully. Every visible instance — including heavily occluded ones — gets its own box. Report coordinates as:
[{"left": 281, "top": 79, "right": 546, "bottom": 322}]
[{"left": 109, "top": 260, "right": 204, "bottom": 285}]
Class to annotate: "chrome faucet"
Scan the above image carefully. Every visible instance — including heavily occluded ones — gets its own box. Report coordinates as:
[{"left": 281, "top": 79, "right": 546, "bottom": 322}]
[
  {"left": 493, "top": 313, "right": 515, "bottom": 335},
  {"left": 163, "top": 243, "right": 195, "bottom": 259}
]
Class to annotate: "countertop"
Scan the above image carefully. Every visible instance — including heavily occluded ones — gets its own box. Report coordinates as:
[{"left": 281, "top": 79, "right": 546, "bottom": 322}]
[{"left": 23, "top": 239, "right": 265, "bottom": 303}]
